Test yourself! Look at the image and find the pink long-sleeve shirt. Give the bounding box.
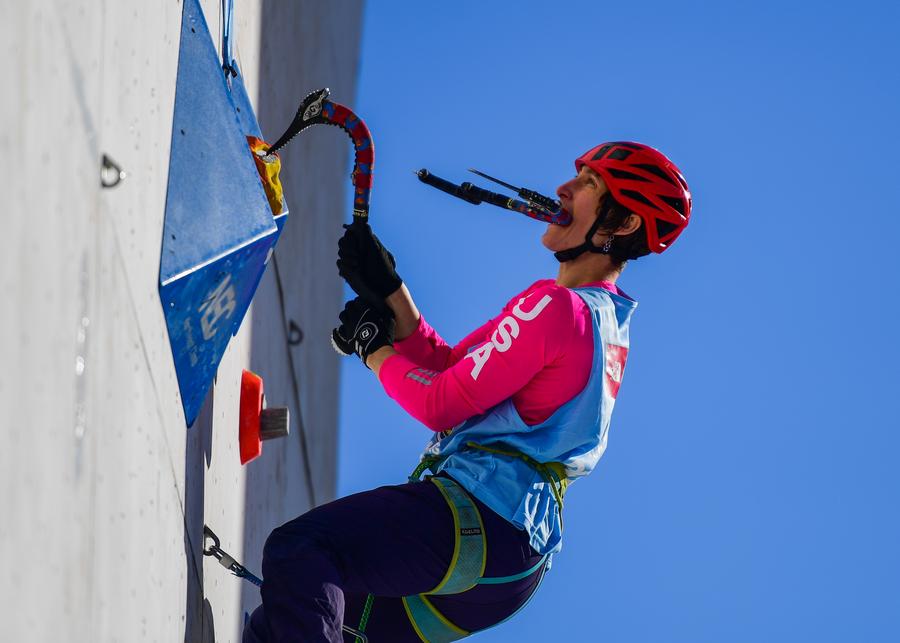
[379,279,623,432]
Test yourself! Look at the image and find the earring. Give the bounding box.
[601,235,614,253]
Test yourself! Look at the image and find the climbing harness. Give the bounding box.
[411,442,569,523]
[202,525,371,642]
[347,460,553,643]
[419,476,488,596]
[202,447,556,643]
[399,475,489,642]
[464,442,569,522]
[416,167,571,226]
[265,88,375,221]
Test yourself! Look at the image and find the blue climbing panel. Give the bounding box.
[159,0,288,426]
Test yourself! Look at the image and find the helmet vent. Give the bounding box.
[656,218,680,239]
[607,168,651,182]
[633,163,677,187]
[608,148,633,161]
[620,189,660,210]
[591,144,613,161]
[659,195,685,216]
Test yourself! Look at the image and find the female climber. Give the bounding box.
[243,141,692,642]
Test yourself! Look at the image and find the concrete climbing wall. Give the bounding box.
[0,1,363,641]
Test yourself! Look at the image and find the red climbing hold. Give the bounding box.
[239,369,290,465]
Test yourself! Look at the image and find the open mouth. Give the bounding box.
[551,208,572,226]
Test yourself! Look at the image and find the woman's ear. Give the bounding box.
[591,213,642,246]
[615,213,642,236]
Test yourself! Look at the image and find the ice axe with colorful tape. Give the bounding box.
[265,87,374,221]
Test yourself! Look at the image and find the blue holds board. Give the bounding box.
[159,0,288,426]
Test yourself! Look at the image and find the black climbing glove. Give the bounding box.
[336,220,403,308]
[331,297,395,367]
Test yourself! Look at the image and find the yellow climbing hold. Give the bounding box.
[247,136,284,215]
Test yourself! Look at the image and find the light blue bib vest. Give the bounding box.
[421,285,638,557]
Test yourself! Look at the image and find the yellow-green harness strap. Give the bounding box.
[402,594,470,643]
[402,451,557,642]
[401,475,486,642]
[464,441,569,516]
[427,476,487,595]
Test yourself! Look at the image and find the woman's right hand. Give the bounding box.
[336,220,403,308]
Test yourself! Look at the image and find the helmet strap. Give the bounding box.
[553,197,616,263]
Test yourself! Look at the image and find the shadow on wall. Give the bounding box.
[240,0,320,621]
[236,0,363,633]
[165,0,360,639]
[184,392,216,643]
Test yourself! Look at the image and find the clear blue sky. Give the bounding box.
[337,2,900,641]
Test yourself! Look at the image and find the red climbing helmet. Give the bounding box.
[575,142,692,253]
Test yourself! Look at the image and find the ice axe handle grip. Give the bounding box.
[518,187,560,214]
[416,169,483,205]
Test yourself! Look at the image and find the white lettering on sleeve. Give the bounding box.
[464,342,494,380]
[512,294,553,321]
[464,291,556,380]
[491,317,520,352]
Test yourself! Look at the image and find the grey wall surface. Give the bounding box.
[0,1,363,641]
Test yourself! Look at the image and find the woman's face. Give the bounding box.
[541,166,609,252]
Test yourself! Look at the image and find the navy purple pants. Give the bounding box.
[242,473,546,642]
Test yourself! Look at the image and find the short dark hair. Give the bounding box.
[597,194,651,265]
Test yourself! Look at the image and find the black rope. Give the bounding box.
[271,252,318,508]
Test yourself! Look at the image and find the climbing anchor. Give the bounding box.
[202,525,263,586]
[202,526,369,642]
